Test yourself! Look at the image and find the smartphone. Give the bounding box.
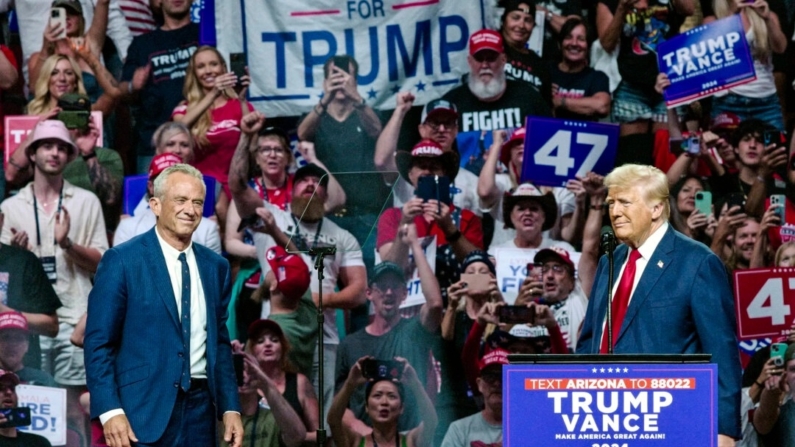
[236,215,261,233]
[0,407,31,429]
[726,193,746,214]
[233,354,245,386]
[770,342,788,368]
[763,129,786,147]
[460,273,491,296]
[229,52,246,88]
[694,191,712,216]
[525,263,543,283]
[498,305,536,324]
[361,358,402,380]
[684,136,700,155]
[770,194,786,226]
[415,175,452,206]
[50,7,67,40]
[332,55,351,74]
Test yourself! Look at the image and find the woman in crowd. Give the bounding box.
[668,175,711,242]
[774,241,795,267]
[26,54,113,117]
[173,45,253,223]
[234,319,318,447]
[708,0,787,130]
[550,18,611,121]
[498,0,551,102]
[329,357,437,447]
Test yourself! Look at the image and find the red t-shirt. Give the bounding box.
[652,129,713,177]
[766,196,795,250]
[172,98,254,193]
[376,206,484,249]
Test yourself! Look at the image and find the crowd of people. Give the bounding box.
[1,0,795,446]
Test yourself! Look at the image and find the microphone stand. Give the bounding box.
[602,234,616,354]
[310,246,336,447]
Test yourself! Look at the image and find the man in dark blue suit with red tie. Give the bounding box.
[84,164,243,447]
[577,164,741,447]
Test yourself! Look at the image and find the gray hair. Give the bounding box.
[152,164,206,200]
[152,122,196,153]
[604,164,670,220]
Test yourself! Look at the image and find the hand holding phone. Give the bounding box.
[361,358,402,380]
[0,407,31,429]
[229,52,247,89]
[771,342,788,368]
[770,194,786,226]
[50,7,67,40]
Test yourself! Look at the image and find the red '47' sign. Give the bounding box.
[734,268,795,340]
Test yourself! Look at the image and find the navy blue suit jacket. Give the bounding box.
[576,226,741,438]
[84,228,240,443]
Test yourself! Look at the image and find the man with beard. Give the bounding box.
[441,29,550,135]
[441,349,507,447]
[250,163,367,431]
[0,120,107,446]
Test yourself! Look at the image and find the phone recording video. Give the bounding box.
[771,342,788,368]
[332,55,351,74]
[460,273,491,296]
[498,305,536,324]
[361,358,402,380]
[770,194,786,226]
[0,407,31,429]
[415,175,452,205]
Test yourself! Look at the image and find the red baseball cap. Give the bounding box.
[0,312,29,333]
[0,369,20,386]
[500,127,526,168]
[469,29,503,56]
[479,348,510,373]
[265,246,310,301]
[148,153,183,182]
[534,247,575,272]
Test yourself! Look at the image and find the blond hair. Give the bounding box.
[714,0,770,59]
[152,122,197,163]
[182,46,238,147]
[27,55,87,116]
[604,164,670,220]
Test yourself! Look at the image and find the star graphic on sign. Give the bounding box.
[415,80,426,92]
[592,368,597,373]
[390,84,401,94]
[367,88,377,99]
[600,368,605,373]
[623,368,629,373]
[608,368,613,373]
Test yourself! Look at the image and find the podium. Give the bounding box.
[503,354,717,447]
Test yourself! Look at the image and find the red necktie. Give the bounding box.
[600,249,641,353]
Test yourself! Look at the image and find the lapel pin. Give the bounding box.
[657,260,664,268]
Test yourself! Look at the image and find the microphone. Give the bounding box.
[600,226,615,254]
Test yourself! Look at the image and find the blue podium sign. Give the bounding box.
[520,117,619,187]
[504,363,718,446]
[658,15,756,108]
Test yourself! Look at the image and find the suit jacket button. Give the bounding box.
[174,383,179,388]
[178,352,183,357]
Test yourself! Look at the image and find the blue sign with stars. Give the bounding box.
[521,117,619,187]
[503,362,717,446]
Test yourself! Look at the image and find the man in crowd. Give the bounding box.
[441,29,550,136]
[85,164,243,447]
[375,96,481,214]
[754,342,795,445]
[297,54,389,270]
[441,349,507,447]
[0,369,52,447]
[121,0,198,172]
[114,153,222,253]
[335,254,442,435]
[514,248,586,351]
[577,164,741,446]
[710,214,758,272]
[0,210,61,370]
[0,312,57,387]
[0,120,107,444]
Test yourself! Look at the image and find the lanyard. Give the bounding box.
[32,184,64,247]
[290,214,323,257]
[258,174,293,211]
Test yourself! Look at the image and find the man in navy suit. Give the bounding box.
[84,164,243,447]
[577,164,741,446]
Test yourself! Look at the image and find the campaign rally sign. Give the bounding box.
[521,117,619,187]
[16,385,67,446]
[504,363,717,446]
[657,15,755,108]
[4,112,104,167]
[733,267,795,340]
[214,0,485,116]
[495,247,581,303]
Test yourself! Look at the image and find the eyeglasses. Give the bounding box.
[473,51,500,63]
[536,263,568,274]
[424,120,457,132]
[257,146,286,156]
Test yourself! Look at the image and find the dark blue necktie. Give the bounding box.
[178,252,191,391]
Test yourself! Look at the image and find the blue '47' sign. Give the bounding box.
[520,117,619,187]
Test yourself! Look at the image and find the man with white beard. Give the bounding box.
[442,29,550,135]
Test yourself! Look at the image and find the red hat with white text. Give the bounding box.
[148,153,183,182]
[469,29,504,55]
[265,246,310,301]
[395,139,460,183]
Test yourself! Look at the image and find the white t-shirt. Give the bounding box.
[392,169,482,216]
[487,236,575,257]
[508,287,588,351]
[253,202,364,345]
